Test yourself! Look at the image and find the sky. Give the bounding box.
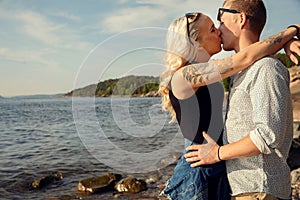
[0,0,300,97]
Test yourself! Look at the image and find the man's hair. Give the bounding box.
[223,0,266,36]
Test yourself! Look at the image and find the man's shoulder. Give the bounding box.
[250,56,288,73]
[244,56,290,84]
[254,56,282,65]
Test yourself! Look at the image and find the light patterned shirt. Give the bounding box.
[224,57,293,199]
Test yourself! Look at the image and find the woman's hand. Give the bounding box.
[184,132,220,167]
[284,39,300,65]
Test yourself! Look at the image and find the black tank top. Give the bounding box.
[169,82,224,144]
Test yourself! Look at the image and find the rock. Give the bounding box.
[289,65,300,82]
[292,181,300,199]
[114,176,147,193]
[145,173,160,184]
[77,173,121,193]
[294,121,300,139]
[291,168,300,200]
[144,91,160,97]
[31,172,63,189]
[291,168,300,185]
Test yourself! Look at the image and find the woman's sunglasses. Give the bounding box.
[185,12,200,44]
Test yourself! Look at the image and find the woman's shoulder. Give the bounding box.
[171,70,197,99]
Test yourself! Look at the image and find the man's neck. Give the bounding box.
[235,31,260,53]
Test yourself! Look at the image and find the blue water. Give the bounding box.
[0,97,183,199]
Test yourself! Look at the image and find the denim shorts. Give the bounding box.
[160,139,231,200]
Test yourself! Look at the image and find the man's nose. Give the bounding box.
[217,24,223,36]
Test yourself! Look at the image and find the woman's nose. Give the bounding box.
[217,28,221,36]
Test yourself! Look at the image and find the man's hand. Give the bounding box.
[184,132,220,167]
[284,39,300,65]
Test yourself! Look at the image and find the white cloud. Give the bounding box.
[17,11,63,45]
[51,11,81,22]
[0,3,92,50]
[12,10,93,50]
[102,6,167,33]
[116,0,129,4]
[101,0,223,34]
[0,8,66,46]
[136,0,182,7]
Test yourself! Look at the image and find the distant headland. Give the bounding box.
[62,75,160,98]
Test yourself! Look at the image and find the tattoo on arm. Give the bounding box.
[260,31,284,44]
[216,56,234,74]
[182,57,233,85]
[182,63,212,85]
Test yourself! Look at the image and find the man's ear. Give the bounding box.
[239,13,247,28]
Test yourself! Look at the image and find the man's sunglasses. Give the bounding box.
[217,8,250,21]
[185,12,200,44]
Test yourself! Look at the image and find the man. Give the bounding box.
[185,0,298,199]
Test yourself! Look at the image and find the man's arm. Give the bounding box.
[184,133,260,167]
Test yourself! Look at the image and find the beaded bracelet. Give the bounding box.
[287,25,299,39]
[217,146,222,161]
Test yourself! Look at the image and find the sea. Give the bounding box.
[0,96,184,200]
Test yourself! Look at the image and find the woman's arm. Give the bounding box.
[176,24,300,88]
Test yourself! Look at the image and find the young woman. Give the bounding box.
[159,12,299,200]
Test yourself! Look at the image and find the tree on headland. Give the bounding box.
[96,75,159,97]
[63,75,159,97]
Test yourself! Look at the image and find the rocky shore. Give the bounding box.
[28,134,300,200]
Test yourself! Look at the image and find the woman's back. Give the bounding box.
[169,82,224,144]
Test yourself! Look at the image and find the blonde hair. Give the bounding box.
[159,13,206,122]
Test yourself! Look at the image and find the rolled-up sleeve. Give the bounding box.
[249,129,271,154]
